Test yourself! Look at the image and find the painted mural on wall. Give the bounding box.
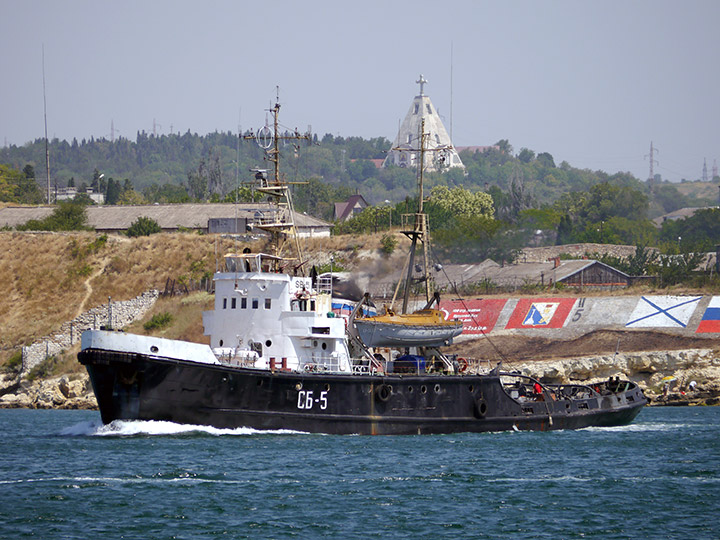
[696,296,720,333]
[440,299,507,335]
[625,296,702,328]
[440,295,720,335]
[505,298,577,329]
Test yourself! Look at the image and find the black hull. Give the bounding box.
[79,349,647,435]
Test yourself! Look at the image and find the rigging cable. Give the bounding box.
[428,243,509,366]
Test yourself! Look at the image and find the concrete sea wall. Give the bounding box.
[21,290,159,373]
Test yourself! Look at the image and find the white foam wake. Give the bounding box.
[60,419,305,437]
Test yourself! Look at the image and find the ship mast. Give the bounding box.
[245,90,311,273]
[390,118,452,314]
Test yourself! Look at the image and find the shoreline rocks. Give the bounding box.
[0,372,97,410]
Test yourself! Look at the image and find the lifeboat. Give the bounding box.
[353,308,463,347]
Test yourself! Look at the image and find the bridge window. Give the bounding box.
[265,298,272,309]
[241,297,247,309]
[252,298,259,309]
[231,298,236,309]
[223,298,227,309]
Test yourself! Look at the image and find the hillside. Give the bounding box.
[0,230,396,367]
[674,180,719,204]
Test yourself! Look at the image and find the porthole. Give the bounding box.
[257,379,264,387]
[468,385,475,392]
[324,383,330,391]
[150,345,159,353]
[265,339,272,347]
[408,386,414,393]
[295,382,303,390]
[219,339,224,347]
[420,385,427,394]
[321,342,327,350]
[434,384,441,393]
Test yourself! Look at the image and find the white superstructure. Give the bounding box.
[202,253,352,373]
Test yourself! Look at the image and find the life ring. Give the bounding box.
[474,398,488,419]
[375,384,392,402]
[458,357,469,373]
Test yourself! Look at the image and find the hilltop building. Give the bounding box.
[383,75,465,172]
[334,194,369,222]
[54,186,104,205]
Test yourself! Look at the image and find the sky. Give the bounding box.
[1,0,719,183]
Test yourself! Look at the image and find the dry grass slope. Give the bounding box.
[0,230,391,365]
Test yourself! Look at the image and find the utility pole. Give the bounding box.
[42,45,51,204]
[645,141,658,193]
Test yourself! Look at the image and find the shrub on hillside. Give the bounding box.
[144,312,173,331]
[16,201,92,231]
[127,216,162,237]
[380,233,397,255]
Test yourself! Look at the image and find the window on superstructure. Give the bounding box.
[252,298,259,309]
[231,298,236,309]
[241,297,247,309]
[223,298,227,309]
[426,104,432,114]
[265,298,272,309]
[414,103,419,114]
[310,300,316,311]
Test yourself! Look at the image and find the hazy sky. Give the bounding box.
[1,0,719,183]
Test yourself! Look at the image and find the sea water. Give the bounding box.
[0,407,718,540]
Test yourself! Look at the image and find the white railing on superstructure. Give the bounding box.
[316,275,332,295]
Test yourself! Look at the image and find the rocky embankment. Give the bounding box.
[0,372,96,410]
[1,347,719,409]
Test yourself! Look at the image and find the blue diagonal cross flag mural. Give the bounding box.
[625,295,702,328]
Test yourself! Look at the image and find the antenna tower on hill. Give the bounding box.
[645,141,658,192]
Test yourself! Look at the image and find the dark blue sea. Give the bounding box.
[1,407,718,540]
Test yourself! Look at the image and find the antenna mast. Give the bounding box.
[42,45,51,204]
[244,89,311,272]
[645,141,658,193]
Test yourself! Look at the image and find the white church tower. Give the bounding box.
[383,75,465,172]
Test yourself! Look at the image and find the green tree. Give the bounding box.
[517,148,535,163]
[658,208,720,252]
[427,185,494,219]
[105,178,122,205]
[143,182,190,203]
[433,215,521,265]
[23,164,35,180]
[0,164,43,204]
[223,186,265,203]
[536,152,555,168]
[91,168,102,191]
[650,252,704,286]
[187,158,209,200]
[127,216,162,237]
[17,200,91,231]
[333,205,393,234]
